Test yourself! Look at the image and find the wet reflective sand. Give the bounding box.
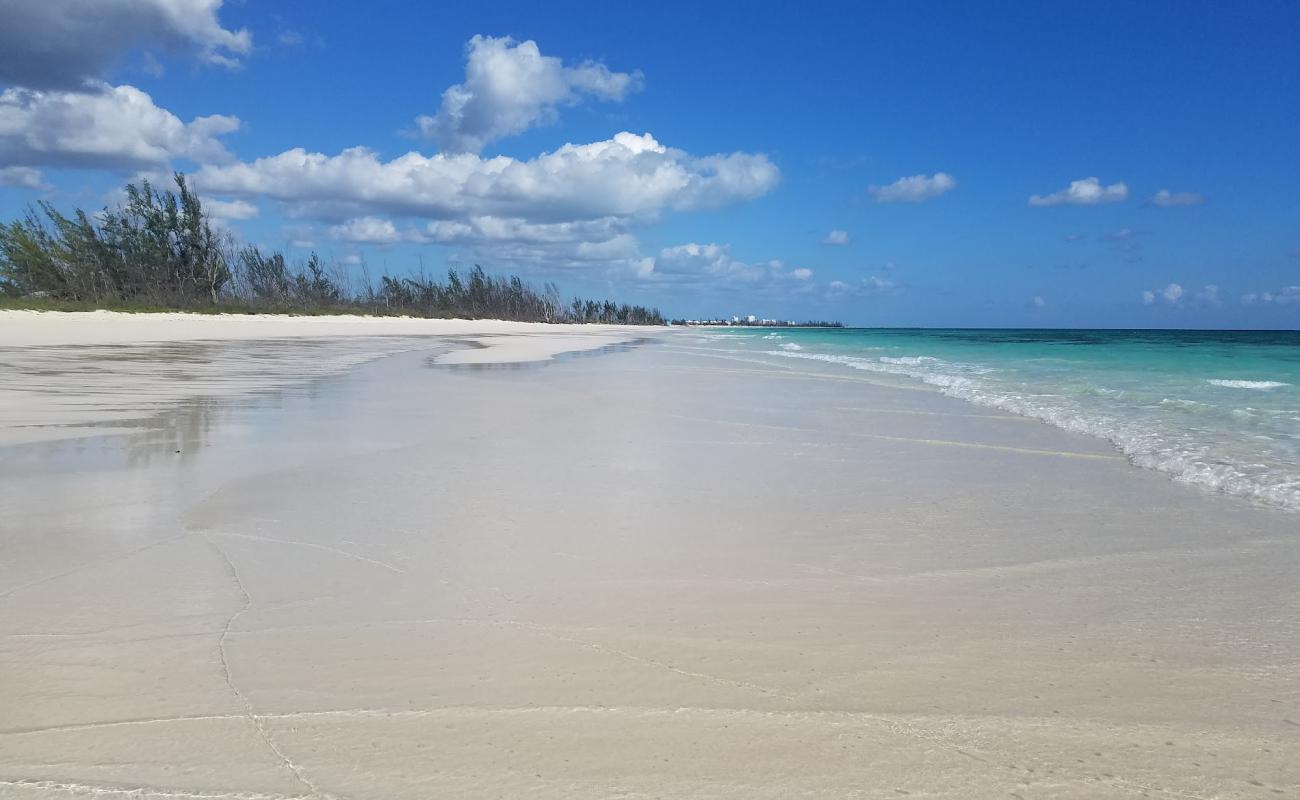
[1,331,1297,799]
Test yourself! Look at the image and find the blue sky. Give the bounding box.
[1,1,1297,327]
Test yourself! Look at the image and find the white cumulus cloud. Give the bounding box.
[869,172,956,203]
[421,215,645,270]
[329,216,407,245]
[423,216,625,246]
[650,243,763,282]
[0,0,251,89]
[0,83,240,170]
[416,35,643,154]
[0,165,49,190]
[197,132,775,222]
[1029,177,1128,207]
[1151,189,1204,207]
[199,131,778,275]
[822,229,849,245]
[204,197,257,220]
[634,242,810,287]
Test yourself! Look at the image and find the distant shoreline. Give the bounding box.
[674,322,844,329]
[0,308,663,349]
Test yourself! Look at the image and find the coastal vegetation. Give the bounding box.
[0,174,665,326]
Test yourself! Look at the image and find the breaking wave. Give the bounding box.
[765,349,1300,511]
[1206,379,1290,390]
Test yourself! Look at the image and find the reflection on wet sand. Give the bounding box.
[0,336,455,449]
[1,398,228,472]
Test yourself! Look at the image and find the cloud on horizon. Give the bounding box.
[1142,283,1182,304]
[1242,286,1300,305]
[1142,283,1220,306]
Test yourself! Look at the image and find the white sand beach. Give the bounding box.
[1,313,1297,799]
[0,311,640,446]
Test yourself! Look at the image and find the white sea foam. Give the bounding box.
[1081,385,1125,398]
[880,355,941,365]
[765,349,1300,511]
[780,343,802,351]
[1207,379,1290,389]
[1159,397,1213,412]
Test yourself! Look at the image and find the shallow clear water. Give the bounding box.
[704,328,1300,511]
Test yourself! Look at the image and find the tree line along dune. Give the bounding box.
[0,174,666,326]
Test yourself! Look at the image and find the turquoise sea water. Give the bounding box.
[696,328,1300,512]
